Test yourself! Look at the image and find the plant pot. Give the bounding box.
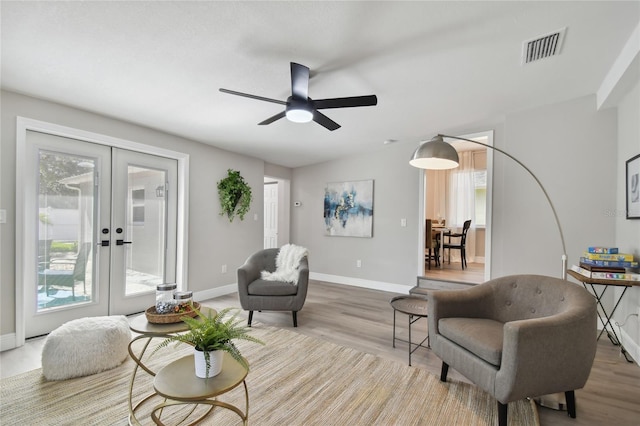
[194,348,223,378]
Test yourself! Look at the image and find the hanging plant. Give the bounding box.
[217,169,253,222]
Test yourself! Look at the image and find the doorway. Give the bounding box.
[16,119,187,341]
[419,131,493,284]
[263,176,291,249]
[264,181,278,248]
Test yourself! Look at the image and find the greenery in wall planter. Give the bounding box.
[217,169,253,222]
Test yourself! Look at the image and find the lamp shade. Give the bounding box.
[409,135,459,170]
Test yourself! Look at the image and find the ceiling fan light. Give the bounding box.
[409,135,460,170]
[286,108,313,123]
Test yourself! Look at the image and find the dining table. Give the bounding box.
[431,225,450,269]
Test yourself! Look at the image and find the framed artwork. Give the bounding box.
[627,154,640,219]
[324,180,374,237]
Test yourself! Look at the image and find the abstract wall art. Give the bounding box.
[324,180,374,237]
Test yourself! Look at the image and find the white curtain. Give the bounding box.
[445,151,476,263]
[425,169,447,222]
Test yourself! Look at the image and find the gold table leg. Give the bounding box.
[149,381,249,426]
[128,335,159,426]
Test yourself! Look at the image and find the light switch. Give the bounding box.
[0,209,6,224]
[400,218,407,227]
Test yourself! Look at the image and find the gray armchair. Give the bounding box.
[427,274,597,426]
[237,248,309,327]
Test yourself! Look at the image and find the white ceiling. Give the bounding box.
[2,1,638,168]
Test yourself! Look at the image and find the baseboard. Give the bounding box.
[194,283,238,303]
[593,317,639,366]
[619,325,640,366]
[192,276,411,307]
[1,333,17,352]
[310,272,411,295]
[193,274,413,302]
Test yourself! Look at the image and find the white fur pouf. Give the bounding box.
[42,315,131,381]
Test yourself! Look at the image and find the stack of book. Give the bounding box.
[571,247,639,281]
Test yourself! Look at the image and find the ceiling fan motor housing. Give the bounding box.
[286,96,314,123]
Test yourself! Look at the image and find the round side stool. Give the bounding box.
[390,295,429,366]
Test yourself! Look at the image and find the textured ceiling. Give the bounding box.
[2,1,638,167]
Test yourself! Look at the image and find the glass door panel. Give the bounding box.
[124,166,167,295]
[37,151,96,310]
[24,131,111,338]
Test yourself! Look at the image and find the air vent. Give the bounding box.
[522,28,566,65]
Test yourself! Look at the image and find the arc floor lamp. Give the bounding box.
[410,134,567,280]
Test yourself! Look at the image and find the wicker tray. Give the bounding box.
[145,302,201,324]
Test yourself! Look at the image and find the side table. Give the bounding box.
[152,353,249,425]
[390,295,429,366]
[127,307,216,425]
[567,269,640,363]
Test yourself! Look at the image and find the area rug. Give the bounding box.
[0,326,539,425]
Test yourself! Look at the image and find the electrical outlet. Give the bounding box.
[221,264,227,274]
[356,260,362,268]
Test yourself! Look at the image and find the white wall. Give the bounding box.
[2,88,634,352]
[291,95,618,291]
[291,140,420,290]
[615,81,640,361]
[0,90,265,336]
[497,95,618,277]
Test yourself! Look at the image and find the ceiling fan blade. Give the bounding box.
[314,95,378,109]
[290,62,310,100]
[313,111,341,131]
[258,111,286,125]
[219,88,286,105]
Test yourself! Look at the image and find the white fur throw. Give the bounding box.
[261,244,308,284]
[41,315,131,381]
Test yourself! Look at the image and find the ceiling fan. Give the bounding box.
[219,62,377,131]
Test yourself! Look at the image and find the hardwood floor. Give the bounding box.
[423,260,486,284]
[2,280,639,425]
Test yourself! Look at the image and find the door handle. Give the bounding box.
[116,240,132,246]
[99,228,110,246]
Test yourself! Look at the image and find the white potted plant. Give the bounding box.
[155,307,264,378]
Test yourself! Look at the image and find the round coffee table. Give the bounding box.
[390,295,429,366]
[127,307,216,425]
[152,353,249,425]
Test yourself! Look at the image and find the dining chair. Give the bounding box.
[425,219,440,269]
[443,219,471,269]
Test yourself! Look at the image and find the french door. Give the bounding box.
[24,130,177,337]
[110,149,177,315]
